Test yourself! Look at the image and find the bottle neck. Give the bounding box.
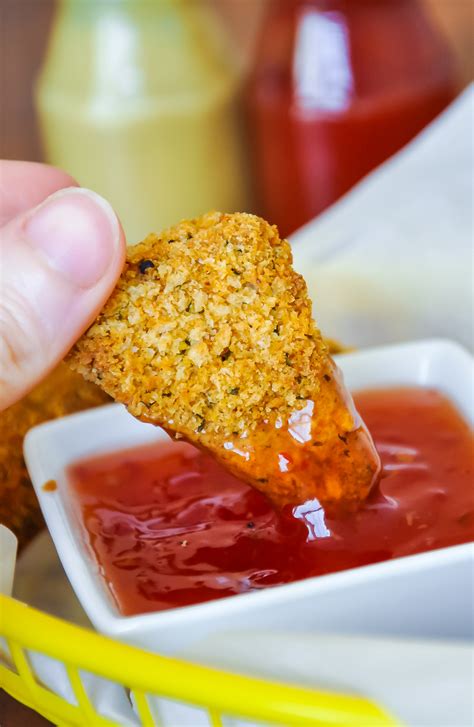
[45,0,240,95]
[61,0,182,4]
[59,0,186,17]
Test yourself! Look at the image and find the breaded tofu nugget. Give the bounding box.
[69,212,379,512]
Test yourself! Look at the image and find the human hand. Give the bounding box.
[0,161,126,410]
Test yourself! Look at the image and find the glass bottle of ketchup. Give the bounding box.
[246,0,458,238]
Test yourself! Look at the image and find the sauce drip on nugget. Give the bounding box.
[69,212,380,511]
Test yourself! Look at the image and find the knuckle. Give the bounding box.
[0,287,45,394]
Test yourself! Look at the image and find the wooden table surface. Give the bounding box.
[0,1,472,724]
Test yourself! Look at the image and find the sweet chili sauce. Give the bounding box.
[68,388,473,616]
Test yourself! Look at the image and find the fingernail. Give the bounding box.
[25,188,121,289]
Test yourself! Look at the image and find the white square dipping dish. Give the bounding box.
[24,339,474,654]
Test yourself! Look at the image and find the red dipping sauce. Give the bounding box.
[68,388,473,616]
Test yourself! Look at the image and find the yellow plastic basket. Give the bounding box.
[0,594,399,726]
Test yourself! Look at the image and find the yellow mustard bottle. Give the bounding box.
[36,0,249,242]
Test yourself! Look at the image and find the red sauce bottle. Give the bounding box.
[246,0,458,238]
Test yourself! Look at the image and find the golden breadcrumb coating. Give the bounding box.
[69,212,380,510]
[0,365,109,548]
[70,212,326,438]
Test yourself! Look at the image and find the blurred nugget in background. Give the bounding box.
[0,365,109,548]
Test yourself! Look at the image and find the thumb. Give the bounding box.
[0,187,126,409]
